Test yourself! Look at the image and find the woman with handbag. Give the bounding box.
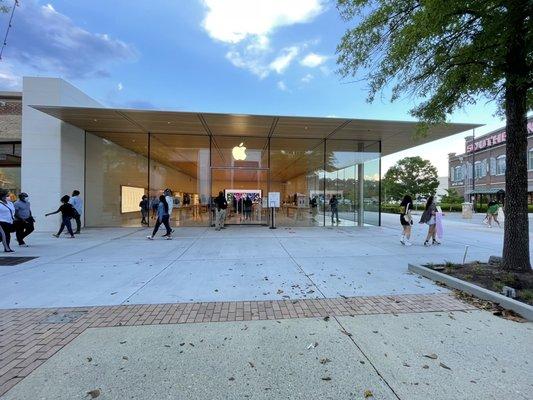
[399,195,413,246]
[0,189,16,252]
[419,195,440,246]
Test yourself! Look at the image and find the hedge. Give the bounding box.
[382,203,533,214]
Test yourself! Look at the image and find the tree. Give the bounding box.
[383,157,438,201]
[441,188,464,204]
[337,0,532,272]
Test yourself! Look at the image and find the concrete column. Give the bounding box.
[21,77,100,231]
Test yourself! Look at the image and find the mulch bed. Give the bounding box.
[426,261,533,306]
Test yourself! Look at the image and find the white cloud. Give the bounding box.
[301,73,313,83]
[277,81,288,91]
[0,63,22,89]
[0,0,137,81]
[201,0,326,44]
[202,1,326,79]
[117,82,123,91]
[300,52,327,68]
[269,46,299,74]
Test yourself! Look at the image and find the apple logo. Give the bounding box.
[232,142,247,160]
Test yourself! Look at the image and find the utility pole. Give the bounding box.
[471,128,476,212]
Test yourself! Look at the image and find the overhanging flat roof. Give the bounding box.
[33,106,481,156]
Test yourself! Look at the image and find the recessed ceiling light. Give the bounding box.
[93,119,98,122]
[167,122,171,125]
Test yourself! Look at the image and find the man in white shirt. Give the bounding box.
[69,190,83,234]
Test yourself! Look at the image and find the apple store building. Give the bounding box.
[21,78,477,230]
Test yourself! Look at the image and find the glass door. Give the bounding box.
[211,168,268,225]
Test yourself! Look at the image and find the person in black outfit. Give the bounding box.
[46,195,75,238]
[139,195,149,225]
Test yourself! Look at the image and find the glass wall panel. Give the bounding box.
[362,141,381,226]
[85,132,148,227]
[0,167,21,198]
[211,169,268,225]
[270,138,324,226]
[149,134,210,227]
[211,136,268,169]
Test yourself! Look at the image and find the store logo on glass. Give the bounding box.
[232,143,247,160]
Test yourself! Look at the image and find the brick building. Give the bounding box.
[448,118,533,204]
[0,91,22,195]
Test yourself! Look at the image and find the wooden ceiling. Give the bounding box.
[33,106,480,157]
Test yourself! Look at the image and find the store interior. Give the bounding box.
[84,132,380,228]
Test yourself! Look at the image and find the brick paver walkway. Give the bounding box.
[0,293,474,396]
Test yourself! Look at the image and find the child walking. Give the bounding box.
[45,195,76,238]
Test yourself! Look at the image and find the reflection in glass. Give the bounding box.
[149,134,210,227]
[85,132,148,227]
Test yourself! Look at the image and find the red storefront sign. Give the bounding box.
[466,132,506,153]
[466,121,533,153]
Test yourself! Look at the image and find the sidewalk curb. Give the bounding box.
[408,263,533,321]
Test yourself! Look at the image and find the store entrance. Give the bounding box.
[211,168,268,225]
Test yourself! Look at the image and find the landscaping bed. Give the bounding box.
[425,261,533,306]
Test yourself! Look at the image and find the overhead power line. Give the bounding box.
[0,0,19,61]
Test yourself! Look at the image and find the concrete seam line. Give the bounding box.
[120,228,209,305]
[408,263,533,321]
[275,237,403,400]
[0,227,147,278]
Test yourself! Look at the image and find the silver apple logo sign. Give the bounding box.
[232,142,247,160]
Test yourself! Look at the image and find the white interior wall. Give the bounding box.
[21,77,100,231]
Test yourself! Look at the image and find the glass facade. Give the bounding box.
[84,132,381,228]
[0,141,22,199]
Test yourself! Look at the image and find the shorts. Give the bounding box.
[400,215,411,226]
[426,216,436,226]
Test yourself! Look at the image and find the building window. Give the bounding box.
[496,155,506,175]
[528,149,533,170]
[474,161,484,179]
[453,166,463,181]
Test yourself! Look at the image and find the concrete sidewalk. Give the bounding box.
[0,214,520,309]
[2,311,531,400]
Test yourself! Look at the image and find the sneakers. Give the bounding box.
[165,236,172,240]
[18,242,28,247]
[400,235,405,245]
[432,239,441,245]
[424,240,431,247]
[405,240,413,247]
[53,234,59,238]
[147,236,154,240]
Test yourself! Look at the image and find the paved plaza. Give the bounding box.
[0,213,532,399]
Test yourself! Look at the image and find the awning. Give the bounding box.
[31,106,481,157]
[466,188,505,195]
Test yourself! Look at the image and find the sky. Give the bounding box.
[0,0,508,176]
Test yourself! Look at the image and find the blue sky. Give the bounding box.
[0,0,506,175]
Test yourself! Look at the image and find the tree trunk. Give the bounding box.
[502,0,531,272]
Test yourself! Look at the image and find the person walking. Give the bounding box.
[244,195,253,221]
[329,195,339,224]
[147,195,172,240]
[399,194,413,246]
[14,192,35,247]
[69,190,83,234]
[0,189,15,252]
[486,199,501,228]
[419,195,439,246]
[150,196,159,219]
[139,195,149,225]
[46,195,75,238]
[164,189,175,233]
[310,196,318,218]
[213,191,228,230]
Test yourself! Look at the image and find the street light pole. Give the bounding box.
[471,128,476,212]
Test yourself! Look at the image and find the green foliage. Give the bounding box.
[336,0,532,125]
[382,156,438,200]
[441,188,463,204]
